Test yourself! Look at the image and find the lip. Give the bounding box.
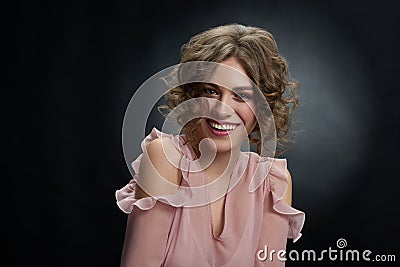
[206,118,239,137]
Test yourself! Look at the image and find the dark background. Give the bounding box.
[6,0,400,266]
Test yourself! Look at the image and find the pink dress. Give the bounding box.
[116,127,305,267]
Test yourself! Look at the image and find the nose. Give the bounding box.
[211,96,235,120]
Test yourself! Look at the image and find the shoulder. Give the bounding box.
[135,136,183,199]
[146,136,184,164]
[283,168,292,206]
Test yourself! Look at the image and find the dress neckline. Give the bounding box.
[179,134,246,241]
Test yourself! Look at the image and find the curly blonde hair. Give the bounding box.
[158,23,299,157]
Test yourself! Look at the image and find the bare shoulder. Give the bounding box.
[283,168,293,206]
[146,137,184,166]
[134,136,183,199]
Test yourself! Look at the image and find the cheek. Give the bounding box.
[237,105,257,127]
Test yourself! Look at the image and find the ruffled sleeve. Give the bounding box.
[266,158,305,243]
[115,127,190,214]
[115,127,184,267]
[255,158,305,266]
[115,177,156,213]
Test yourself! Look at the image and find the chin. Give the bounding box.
[197,119,246,153]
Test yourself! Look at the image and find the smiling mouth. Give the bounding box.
[206,118,240,132]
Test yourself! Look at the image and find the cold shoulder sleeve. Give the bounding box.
[267,158,305,242]
[115,127,186,267]
[255,158,305,267]
[116,127,191,213]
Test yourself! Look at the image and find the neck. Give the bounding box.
[194,143,241,183]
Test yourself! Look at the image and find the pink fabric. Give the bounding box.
[116,127,305,267]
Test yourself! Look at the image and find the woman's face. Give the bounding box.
[194,57,257,153]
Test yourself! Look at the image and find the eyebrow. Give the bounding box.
[205,83,254,92]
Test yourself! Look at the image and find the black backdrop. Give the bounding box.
[6,0,400,266]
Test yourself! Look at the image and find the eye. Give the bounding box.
[203,87,219,96]
[235,92,252,100]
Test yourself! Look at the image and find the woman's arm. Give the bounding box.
[120,137,183,267]
[135,137,183,198]
[121,201,175,267]
[282,169,292,206]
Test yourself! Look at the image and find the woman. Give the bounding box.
[116,23,305,266]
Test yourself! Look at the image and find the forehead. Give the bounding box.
[208,60,253,90]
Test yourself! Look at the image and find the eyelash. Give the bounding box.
[203,87,252,100]
[237,93,251,100]
[204,87,218,95]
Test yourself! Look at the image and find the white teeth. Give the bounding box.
[208,121,236,131]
